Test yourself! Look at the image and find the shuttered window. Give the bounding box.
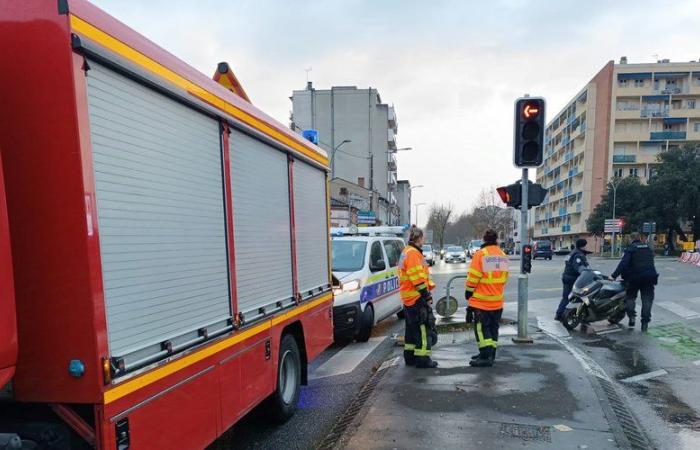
[229,129,294,319]
[86,61,231,364]
[293,161,330,296]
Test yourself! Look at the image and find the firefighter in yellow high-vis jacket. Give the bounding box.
[465,230,509,368]
[398,226,437,368]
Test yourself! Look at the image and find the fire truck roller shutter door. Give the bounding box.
[229,129,295,318]
[86,60,232,367]
[293,161,331,298]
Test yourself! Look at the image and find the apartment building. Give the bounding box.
[290,83,400,225]
[396,180,411,226]
[534,57,700,248]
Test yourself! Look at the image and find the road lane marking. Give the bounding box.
[620,369,668,384]
[597,328,623,335]
[310,337,385,380]
[657,301,700,319]
[693,360,700,366]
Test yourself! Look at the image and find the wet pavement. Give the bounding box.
[341,330,620,449]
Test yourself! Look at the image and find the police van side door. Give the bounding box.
[361,240,391,322]
[381,239,403,318]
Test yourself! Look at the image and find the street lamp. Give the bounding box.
[414,202,427,227]
[330,139,351,177]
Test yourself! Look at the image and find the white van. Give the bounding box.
[331,227,406,342]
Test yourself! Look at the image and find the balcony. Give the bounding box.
[388,129,397,150]
[388,107,397,132]
[576,203,583,213]
[562,224,571,232]
[641,108,669,118]
[559,207,567,216]
[650,131,687,140]
[387,153,397,171]
[613,154,636,163]
[653,87,689,95]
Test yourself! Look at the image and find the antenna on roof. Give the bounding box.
[305,67,312,83]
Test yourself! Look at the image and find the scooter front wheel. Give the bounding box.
[562,308,582,331]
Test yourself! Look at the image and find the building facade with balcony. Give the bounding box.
[290,83,401,224]
[396,180,411,226]
[535,58,700,249]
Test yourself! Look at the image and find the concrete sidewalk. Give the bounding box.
[340,328,623,449]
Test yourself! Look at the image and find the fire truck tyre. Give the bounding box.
[267,334,302,423]
[356,304,374,343]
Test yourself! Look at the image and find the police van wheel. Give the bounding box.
[266,334,301,423]
[356,304,374,342]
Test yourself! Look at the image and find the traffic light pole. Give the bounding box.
[513,168,533,343]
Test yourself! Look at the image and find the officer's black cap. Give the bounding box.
[576,238,587,249]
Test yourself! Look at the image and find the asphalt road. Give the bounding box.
[213,253,700,449]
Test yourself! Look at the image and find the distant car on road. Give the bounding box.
[467,239,483,257]
[554,247,570,256]
[422,244,436,266]
[445,246,467,263]
[533,240,553,260]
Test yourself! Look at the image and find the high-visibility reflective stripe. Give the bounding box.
[466,276,480,284]
[465,286,475,292]
[414,324,430,356]
[401,290,419,298]
[408,274,424,281]
[481,338,497,348]
[482,247,490,256]
[406,266,423,275]
[468,268,483,277]
[479,276,507,285]
[473,292,504,301]
[476,322,486,348]
[404,343,416,350]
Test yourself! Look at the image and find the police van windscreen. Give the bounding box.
[332,240,368,272]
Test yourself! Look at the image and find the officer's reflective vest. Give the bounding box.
[398,245,435,306]
[465,244,509,310]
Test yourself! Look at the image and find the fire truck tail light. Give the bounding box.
[102,357,113,384]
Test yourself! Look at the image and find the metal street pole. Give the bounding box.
[514,169,533,343]
[415,202,426,227]
[611,181,618,258]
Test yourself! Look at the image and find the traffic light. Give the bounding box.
[496,181,547,209]
[497,184,521,208]
[514,97,546,168]
[522,244,533,273]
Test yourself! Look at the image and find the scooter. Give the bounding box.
[561,269,627,331]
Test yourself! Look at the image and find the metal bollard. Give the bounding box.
[435,275,467,318]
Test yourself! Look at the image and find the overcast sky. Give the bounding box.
[92,0,700,225]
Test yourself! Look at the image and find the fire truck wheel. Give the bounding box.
[356,304,374,343]
[267,334,302,423]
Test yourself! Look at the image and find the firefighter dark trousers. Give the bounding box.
[625,279,655,324]
[473,308,502,359]
[404,301,431,365]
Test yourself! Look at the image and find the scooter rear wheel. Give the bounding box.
[562,308,582,331]
[608,309,626,325]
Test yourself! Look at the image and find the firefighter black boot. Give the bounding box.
[469,348,493,367]
[404,350,416,366]
[416,356,438,369]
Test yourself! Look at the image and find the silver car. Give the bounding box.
[444,246,466,263]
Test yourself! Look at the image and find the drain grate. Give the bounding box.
[315,357,399,450]
[500,423,551,442]
[597,377,653,449]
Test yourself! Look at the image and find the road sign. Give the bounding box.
[604,218,622,233]
[642,222,657,233]
[357,210,376,225]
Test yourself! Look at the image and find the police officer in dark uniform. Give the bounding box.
[555,238,590,321]
[611,232,658,332]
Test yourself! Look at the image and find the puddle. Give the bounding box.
[582,336,700,443]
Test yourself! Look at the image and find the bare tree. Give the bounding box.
[426,203,453,249]
[470,187,512,240]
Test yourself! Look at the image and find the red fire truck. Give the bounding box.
[0,1,333,448]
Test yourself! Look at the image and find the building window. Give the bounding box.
[688,99,696,109]
[614,168,623,178]
[618,79,628,87]
[357,177,365,188]
[634,79,645,87]
[649,168,657,179]
[629,168,638,177]
[695,122,700,132]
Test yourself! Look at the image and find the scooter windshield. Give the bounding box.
[573,270,598,289]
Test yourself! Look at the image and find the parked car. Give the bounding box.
[423,244,436,266]
[467,239,483,257]
[533,240,553,260]
[554,247,571,256]
[332,230,405,342]
[445,245,467,263]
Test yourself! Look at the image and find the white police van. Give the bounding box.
[331,226,406,342]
